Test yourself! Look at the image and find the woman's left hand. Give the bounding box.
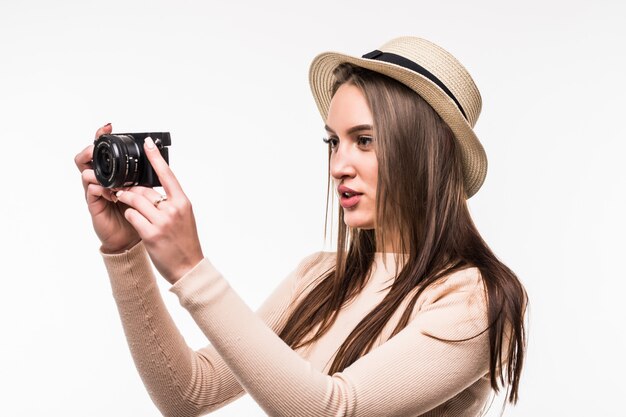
[114,137,204,285]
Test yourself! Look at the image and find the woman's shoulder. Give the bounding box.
[432,266,484,291]
[296,251,336,270]
[415,266,486,311]
[290,251,336,296]
[412,266,489,340]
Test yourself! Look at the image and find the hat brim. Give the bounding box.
[309,51,487,198]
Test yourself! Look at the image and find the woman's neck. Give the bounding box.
[376,233,407,254]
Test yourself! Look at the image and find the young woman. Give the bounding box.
[75,36,527,416]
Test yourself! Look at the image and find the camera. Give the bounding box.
[92,132,171,188]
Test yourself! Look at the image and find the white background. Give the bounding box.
[1,0,624,416]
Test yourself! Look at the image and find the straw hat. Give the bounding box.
[309,36,487,198]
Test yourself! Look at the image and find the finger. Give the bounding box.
[74,144,95,172]
[74,123,112,172]
[123,207,157,241]
[94,123,113,140]
[124,185,162,200]
[83,169,116,202]
[81,168,99,192]
[125,186,170,209]
[143,137,184,200]
[125,186,180,218]
[86,183,116,205]
[115,189,162,224]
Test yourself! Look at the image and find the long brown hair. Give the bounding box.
[279,63,527,404]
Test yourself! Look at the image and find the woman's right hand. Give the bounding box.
[75,123,141,253]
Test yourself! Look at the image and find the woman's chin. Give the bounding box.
[343,216,375,230]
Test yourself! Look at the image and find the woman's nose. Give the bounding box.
[330,144,357,180]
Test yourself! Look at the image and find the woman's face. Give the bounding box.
[325,83,378,230]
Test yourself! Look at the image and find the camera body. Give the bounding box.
[92,132,171,188]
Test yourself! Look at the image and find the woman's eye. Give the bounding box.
[322,137,339,148]
[357,136,373,147]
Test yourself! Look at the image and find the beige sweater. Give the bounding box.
[102,242,492,417]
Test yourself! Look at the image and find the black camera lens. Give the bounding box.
[95,146,114,177]
[93,134,142,188]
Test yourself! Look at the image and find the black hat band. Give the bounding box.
[362,49,468,121]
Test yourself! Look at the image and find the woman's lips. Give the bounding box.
[340,193,361,208]
[337,185,363,209]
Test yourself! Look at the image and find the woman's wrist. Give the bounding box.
[100,238,142,255]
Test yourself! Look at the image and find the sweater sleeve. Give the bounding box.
[101,242,328,417]
[171,260,491,417]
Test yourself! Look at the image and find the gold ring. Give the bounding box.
[153,195,168,208]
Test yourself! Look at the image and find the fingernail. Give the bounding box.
[145,137,155,149]
[104,122,111,127]
[111,191,118,202]
[116,190,124,197]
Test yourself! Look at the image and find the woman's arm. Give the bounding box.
[102,241,329,417]
[107,138,491,415]
[171,262,491,417]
